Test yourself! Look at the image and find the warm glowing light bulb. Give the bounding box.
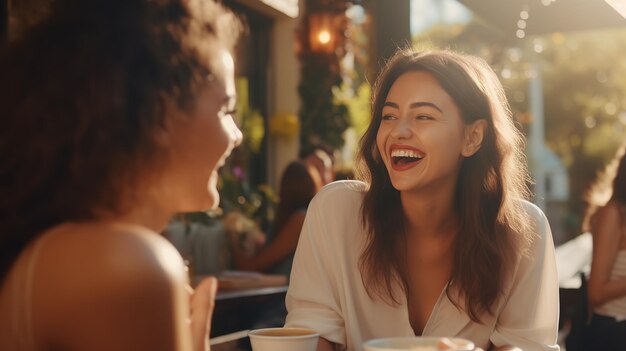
[318,30,331,44]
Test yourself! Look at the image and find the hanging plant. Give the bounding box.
[298,0,351,154]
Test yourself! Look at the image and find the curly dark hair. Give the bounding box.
[0,0,241,281]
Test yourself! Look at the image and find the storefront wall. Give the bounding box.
[227,0,301,192]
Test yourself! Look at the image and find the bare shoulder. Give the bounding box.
[33,222,187,346]
[591,201,623,238]
[39,222,187,285]
[593,201,622,224]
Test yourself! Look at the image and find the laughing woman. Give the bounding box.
[284,48,559,351]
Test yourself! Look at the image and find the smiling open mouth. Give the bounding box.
[391,149,424,167]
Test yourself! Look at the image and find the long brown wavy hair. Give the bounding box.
[357,48,533,322]
[0,0,240,281]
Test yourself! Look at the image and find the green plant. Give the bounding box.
[175,167,277,231]
[298,0,352,154]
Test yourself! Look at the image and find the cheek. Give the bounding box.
[430,129,465,165]
[214,119,230,146]
[204,122,229,165]
[375,129,387,156]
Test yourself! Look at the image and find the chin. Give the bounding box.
[203,189,220,210]
[204,199,219,211]
[389,177,411,189]
[177,192,218,213]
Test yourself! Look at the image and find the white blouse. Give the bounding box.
[285,181,560,351]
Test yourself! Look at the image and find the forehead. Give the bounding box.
[385,70,454,107]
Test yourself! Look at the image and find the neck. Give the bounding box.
[96,189,175,233]
[117,205,173,233]
[400,188,458,238]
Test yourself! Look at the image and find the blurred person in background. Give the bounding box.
[583,142,626,351]
[228,160,320,330]
[0,0,242,350]
[229,160,320,276]
[301,146,335,189]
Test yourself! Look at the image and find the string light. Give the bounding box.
[317,30,331,45]
[517,6,529,39]
[520,10,529,20]
[308,12,336,53]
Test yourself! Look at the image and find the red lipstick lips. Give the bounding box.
[389,145,425,171]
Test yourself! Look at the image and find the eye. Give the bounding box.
[219,108,237,118]
[381,114,396,121]
[416,114,433,121]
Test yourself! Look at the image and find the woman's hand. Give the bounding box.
[189,277,218,351]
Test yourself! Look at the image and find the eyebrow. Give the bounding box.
[383,101,443,113]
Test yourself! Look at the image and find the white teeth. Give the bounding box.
[391,149,423,159]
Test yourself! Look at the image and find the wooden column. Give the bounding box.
[0,0,8,44]
[367,0,411,80]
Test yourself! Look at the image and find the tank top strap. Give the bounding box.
[8,224,59,350]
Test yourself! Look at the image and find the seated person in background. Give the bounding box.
[301,146,335,188]
[228,160,320,330]
[0,1,242,350]
[583,142,626,351]
[284,48,559,351]
[229,160,320,276]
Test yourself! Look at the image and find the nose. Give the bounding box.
[224,116,243,147]
[389,117,412,140]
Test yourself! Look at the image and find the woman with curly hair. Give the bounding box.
[0,0,242,350]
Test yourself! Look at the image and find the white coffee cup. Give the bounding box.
[363,336,475,351]
[248,327,320,351]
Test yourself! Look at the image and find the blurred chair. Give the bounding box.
[163,220,230,277]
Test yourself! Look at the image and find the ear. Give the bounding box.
[462,119,487,157]
[152,93,179,147]
[153,115,171,146]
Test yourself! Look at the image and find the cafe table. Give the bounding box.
[197,271,289,342]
